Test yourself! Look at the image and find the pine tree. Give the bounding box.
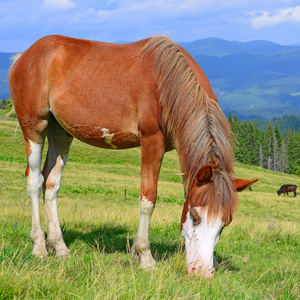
[274,124,282,148]
[287,129,298,174]
[273,132,279,172]
[265,122,274,170]
[259,143,264,167]
[295,130,300,176]
[231,114,244,162]
[1,98,7,109]
[280,139,288,173]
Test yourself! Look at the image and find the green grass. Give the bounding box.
[0,120,299,299]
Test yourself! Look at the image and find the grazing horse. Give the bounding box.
[9,35,258,277]
[277,185,297,197]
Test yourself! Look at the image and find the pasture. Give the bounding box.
[0,119,299,299]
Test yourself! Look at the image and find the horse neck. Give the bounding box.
[140,35,234,194]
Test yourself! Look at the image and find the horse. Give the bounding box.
[9,35,258,278]
[277,185,297,197]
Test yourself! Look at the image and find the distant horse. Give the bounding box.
[9,35,258,277]
[277,185,297,197]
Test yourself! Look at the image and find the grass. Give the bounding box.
[0,120,299,299]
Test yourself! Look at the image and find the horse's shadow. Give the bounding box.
[214,253,240,273]
[62,223,179,262]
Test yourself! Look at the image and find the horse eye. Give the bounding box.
[190,209,201,226]
[193,218,201,227]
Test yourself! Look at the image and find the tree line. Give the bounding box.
[0,96,13,111]
[228,113,300,176]
[250,115,300,136]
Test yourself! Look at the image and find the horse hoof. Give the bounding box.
[32,246,48,258]
[139,256,156,270]
[55,249,72,258]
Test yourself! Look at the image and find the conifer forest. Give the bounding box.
[228,113,300,176]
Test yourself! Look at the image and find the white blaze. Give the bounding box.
[181,206,224,276]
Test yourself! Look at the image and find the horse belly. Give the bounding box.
[50,99,140,149]
[77,128,140,149]
[64,122,141,149]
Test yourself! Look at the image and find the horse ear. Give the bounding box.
[196,164,213,185]
[234,178,259,192]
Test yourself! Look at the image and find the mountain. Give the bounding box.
[0,53,13,99]
[180,38,300,57]
[180,38,247,57]
[179,38,300,119]
[1,38,300,119]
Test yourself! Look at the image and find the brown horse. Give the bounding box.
[9,35,258,277]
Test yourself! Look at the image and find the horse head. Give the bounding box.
[180,164,258,278]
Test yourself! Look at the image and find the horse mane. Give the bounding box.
[10,53,22,69]
[141,36,238,224]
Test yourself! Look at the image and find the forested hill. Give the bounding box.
[247,115,300,136]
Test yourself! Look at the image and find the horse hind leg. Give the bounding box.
[42,118,73,257]
[23,129,48,257]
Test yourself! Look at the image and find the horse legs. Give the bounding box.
[42,118,73,257]
[23,129,48,257]
[131,131,165,269]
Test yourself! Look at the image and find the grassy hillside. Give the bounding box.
[0,120,299,299]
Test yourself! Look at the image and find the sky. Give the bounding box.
[0,0,300,52]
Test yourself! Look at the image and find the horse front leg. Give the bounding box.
[132,131,165,269]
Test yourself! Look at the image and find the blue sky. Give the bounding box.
[1,0,300,52]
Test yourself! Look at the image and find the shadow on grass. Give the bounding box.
[214,252,241,273]
[62,223,240,274]
[62,223,180,262]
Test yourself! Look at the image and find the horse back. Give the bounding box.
[9,35,218,150]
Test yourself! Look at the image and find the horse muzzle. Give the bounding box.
[188,259,215,278]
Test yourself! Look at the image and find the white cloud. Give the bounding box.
[72,0,225,24]
[251,5,300,28]
[44,0,75,11]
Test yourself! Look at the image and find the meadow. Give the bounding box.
[0,119,299,299]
